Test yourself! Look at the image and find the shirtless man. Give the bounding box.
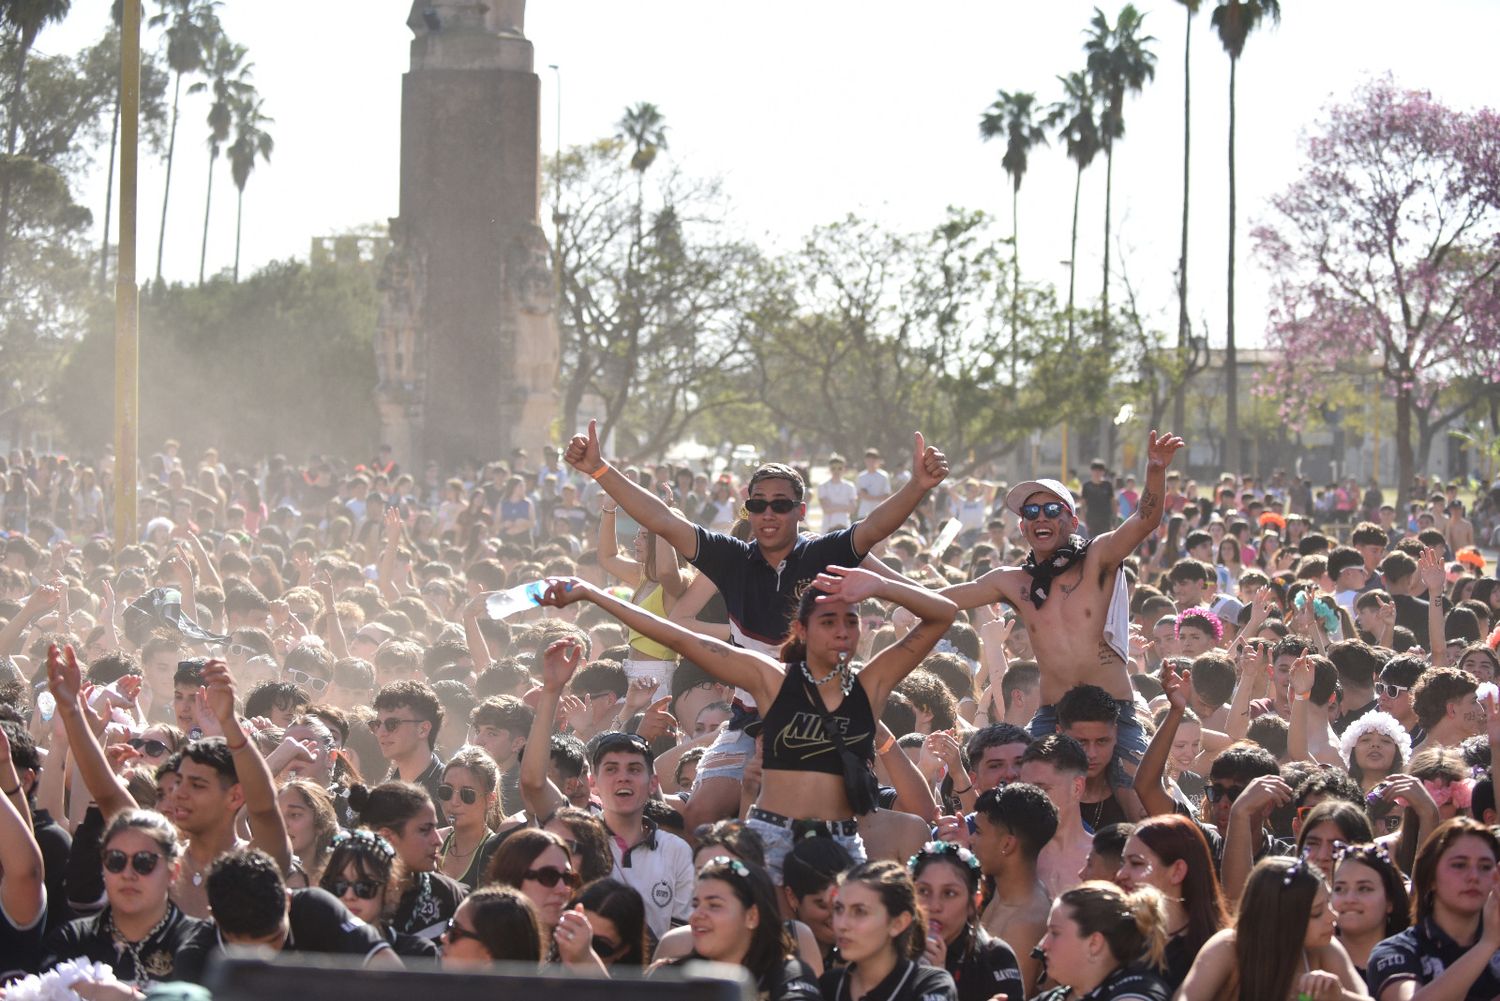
[1017,735,1093,899]
[941,431,1185,780]
[972,782,1057,997]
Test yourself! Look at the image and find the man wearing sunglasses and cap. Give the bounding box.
[940,430,1185,816]
[565,420,949,831]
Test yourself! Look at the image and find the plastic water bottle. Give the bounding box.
[36,691,55,723]
[484,580,547,621]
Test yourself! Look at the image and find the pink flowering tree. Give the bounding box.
[1255,77,1500,499]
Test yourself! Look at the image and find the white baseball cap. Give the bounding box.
[1004,478,1077,518]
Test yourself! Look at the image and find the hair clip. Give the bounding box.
[330,828,396,861]
[1282,851,1309,886]
[706,855,750,878]
[908,840,982,874]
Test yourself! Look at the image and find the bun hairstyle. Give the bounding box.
[1057,882,1169,973]
[349,781,431,834]
[839,860,927,960]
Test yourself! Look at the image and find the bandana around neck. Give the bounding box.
[1021,534,1090,608]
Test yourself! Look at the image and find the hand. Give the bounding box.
[105,741,142,770]
[1145,430,1185,470]
[922,929,945,968]
[926,730,964,778]
[268,600,291,627]
[1293,971,1342,1001]
[69,980,145,1001]
[1416,546,1446,599]
[564,419,606,477]
[1376,596,1397,632]
[1244,586,1273,628]
[538,577,591,609]
[201,660,238,728]
[23,583,60,620]
[908,432,949,492]
[100,579,115,614]
[384,506,402,545]
[162,554,191,586]
[980,614,1014,652]
[1378,774,1439,822]
[1482,888,1500,949]
[76,685,110,737]
[916,735,946,783]
[811,565,883,605]
[311,574,336,606]
[933,814,971,849]
[1229,775,1292,825]
[46,643,83,708]
[637,696,677,743]
[1161,661,1189,713]
[623,677,656,717]
[540,637,585,694]
[1289,654,1314,699]
[554,904,595,965]
[558,693,587,731]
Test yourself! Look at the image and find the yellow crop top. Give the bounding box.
[628,584,677,660]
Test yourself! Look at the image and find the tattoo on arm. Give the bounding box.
[696,637,728,660]
[1137,488,1160,519]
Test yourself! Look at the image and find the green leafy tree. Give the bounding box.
[1045,70,1100,343]
[0,0,72,285]
[188,35,250,284]
[226,93,272,282]
[148,0,221,285]
[979,89,1047,377]
[1211,0,1280,473]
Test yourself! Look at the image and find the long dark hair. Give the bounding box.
[1332,844,1410,939]
[485,828,571,889]
[838,860,926,960]
[694,857,792,982]
[1234,857,1326,1001]
[466,885,543,962]
[570,878,648,967]
[1132,815,1228,959]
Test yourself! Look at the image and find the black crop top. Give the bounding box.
[761,668,876,775]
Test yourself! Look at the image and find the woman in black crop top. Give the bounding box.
[539,566,955,876]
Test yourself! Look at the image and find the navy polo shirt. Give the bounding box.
[689,525,863,650]
[1367,918,1500,1000]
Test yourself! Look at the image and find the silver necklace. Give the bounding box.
[801,654,854,696]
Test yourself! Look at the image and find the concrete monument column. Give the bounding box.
[375,0,560,470]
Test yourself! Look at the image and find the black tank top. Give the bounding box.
[761,667,875,775]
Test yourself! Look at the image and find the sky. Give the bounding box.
[40,0,1500,351]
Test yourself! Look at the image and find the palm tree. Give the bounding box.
[0,0,73,284]
[226,94,272,282]
[149,0,221,285]
[1172,0,1203,432]
[980,90,1048,376]
[188,37,251,284]
[1211,0,1280,474]
[615,101,668,230]
[1084,5,1156,332]
[1045,71,1101,344]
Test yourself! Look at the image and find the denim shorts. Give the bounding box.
[1029,698,1147,789]
[746,816,866,884]
[691,725,757,789]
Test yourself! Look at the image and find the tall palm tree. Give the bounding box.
[1172,0,1202,431]
[980,90,1048,377]
[615,102,667,232]
[189,37,251,284]
[0,0,72,284]
[149,0,221,285]
[1084,5,1156,333]
[1045,70,1100,344]
[226,94,272,282]
[1211,0,1280,473]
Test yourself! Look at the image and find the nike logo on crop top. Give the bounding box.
[690,524,864,706]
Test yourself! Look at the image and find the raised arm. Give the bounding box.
[519,639,581,821]
[1135,663,1187,818]
[565,420,700,559]
[313,577,349,660]
[1416,548,1447,666]
[815,567,957,708]
[0,728,44,930]
[1091,431,1185,566]
[539,577,783,707]
[596,503,642,586]
[852,433,948,556]
[47,645,137,820]
[0,584,59,657]
[203,661,292,875]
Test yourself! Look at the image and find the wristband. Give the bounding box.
[1292,692,1309,702]
[951,783,973,795]
[876,733,896,756]
[589,465,609,481]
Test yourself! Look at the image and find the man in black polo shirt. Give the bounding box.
[564,420,949,829]
[373,681,447,824]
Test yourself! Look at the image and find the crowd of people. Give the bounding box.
[0,427,1495,1001]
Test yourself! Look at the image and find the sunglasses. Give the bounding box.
[328,879,384,900]
[128,737,169,757]
[1205,784,1245,805]
[523,865,580,889]
[1019,501,1069,521]
[104,849,162,876]
[1374,682,1409,698]
[444,918,481,945]
[367,717,424,734]
[438,784,479,805]
[744,498,797,515]
[286,669,330,694]
[226,643,256,658]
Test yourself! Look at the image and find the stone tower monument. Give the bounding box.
[375,0,559,470]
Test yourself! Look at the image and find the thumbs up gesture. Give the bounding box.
[910,431,949,491]
[564,419,606,477]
